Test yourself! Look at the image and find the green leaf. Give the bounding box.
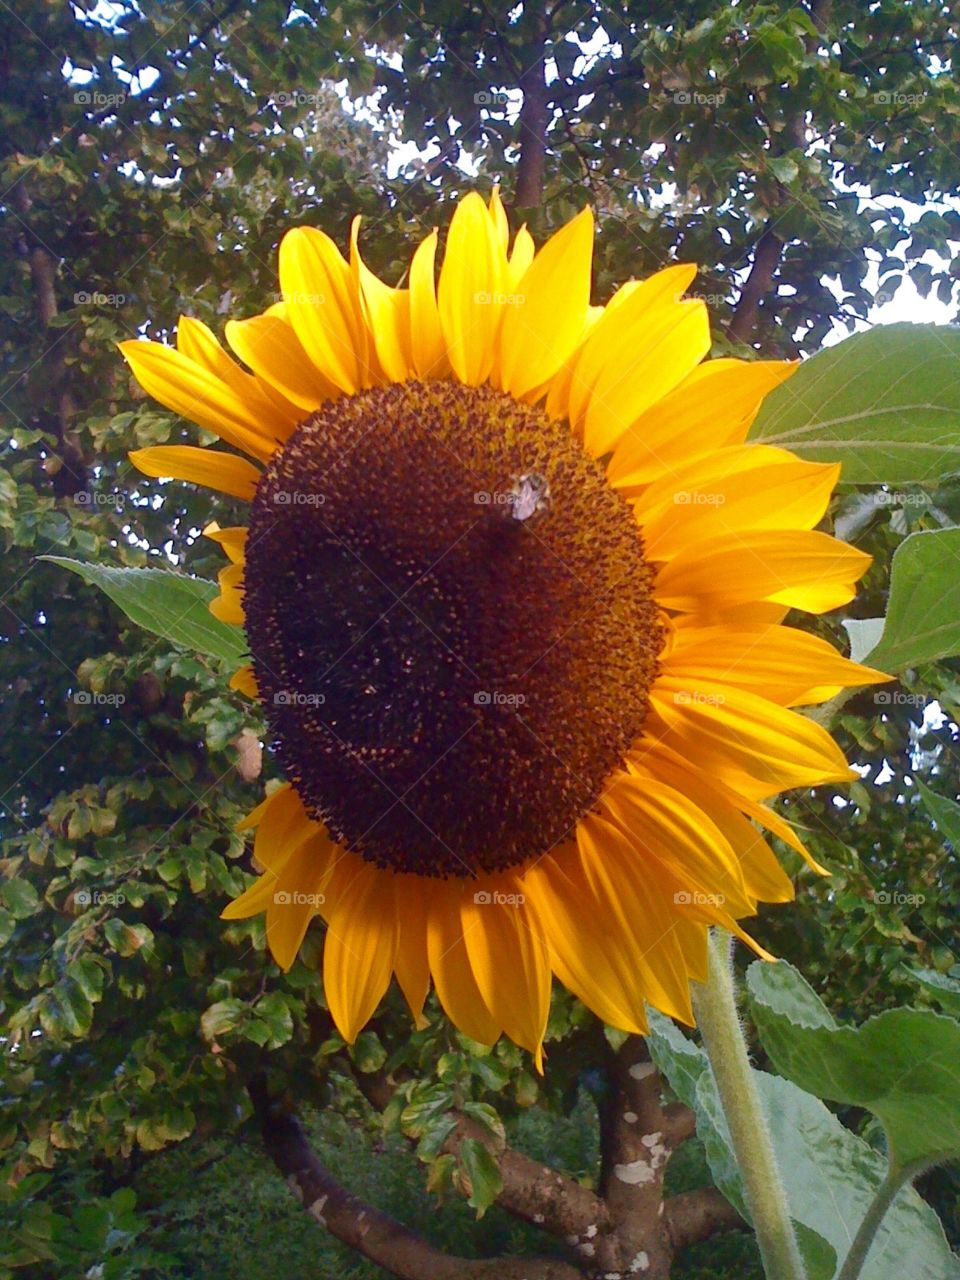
[200,998,249,1042]
[42,558,247,666]
[747,961,960,1173]
[648,1008,957,1280]
[350,1030,387,1073]
[460,1100,506,1146]
[750,324,960,483]
[768,155,800,183]
[916,779,960,849]
[1,878,40,919]
[860,531,960,669]
[456,1137,502,1218]
[906,969,960,1018]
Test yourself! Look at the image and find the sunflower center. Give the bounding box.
[244,381,663,878]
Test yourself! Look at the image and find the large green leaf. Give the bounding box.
[747,961,960,1173]
[750,324,960,483]
[860,530,960,669]
[43,558,247,667]
[647,1010,957,1280]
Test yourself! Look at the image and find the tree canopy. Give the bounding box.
[2,3,960,1278]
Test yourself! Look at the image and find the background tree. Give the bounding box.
[2,2,959,1278]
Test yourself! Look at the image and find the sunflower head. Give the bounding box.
[123,189,888,1066]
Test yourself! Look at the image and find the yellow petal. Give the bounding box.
[177,316,301,432]
[203,523,247,564]
[427,879,500,1046]
[498,207,594,398]
[650,677,855,792]
[607,358,797,486]
[323,863,398,1042]
[566,264,698,430]
[578,815,697,1024]
[598,773,757,918]
[246,782,315,871]
[208,581,244,625]
[263,834,339,969]
[582,299,710,456]
[236,782,291,833]
[489,185,509,253]
[437,193,505,385]
[229,664,258,699]
[350,218,413,383]
[525,848,650,1034]
[129,446,260,501]
[461,877,551,1067]
[409,230,448,379]
[119,340,282,461]
[663,623,890,706]
[543,306,605,422]
[653,530,872,614]
[279,225,370,394]
[630,446,842,559]
[226,311,337,412]
[507,225,535,289]
[394,876,431,1029]
[625,748,794,905]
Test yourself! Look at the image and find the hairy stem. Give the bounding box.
[691,932,806,1280]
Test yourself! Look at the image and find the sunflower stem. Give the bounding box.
[692,931,807,1280]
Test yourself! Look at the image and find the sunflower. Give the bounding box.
[122,191,887,1067]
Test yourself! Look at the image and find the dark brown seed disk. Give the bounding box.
[243,380,663,878]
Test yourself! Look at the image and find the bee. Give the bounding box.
[508,471,550,522]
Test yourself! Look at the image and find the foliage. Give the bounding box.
[2,3,960,1279]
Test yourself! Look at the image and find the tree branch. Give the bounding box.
[442,1111,611,1241]
[665,1187,746,1251]
[727,228,783,345]
[341,1055,608,1243]
[591,1037,677,1277]
[662,1102,697,1147]
[10,180,86,496]
[248,1081,583,1280]
[514,12,549,207]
